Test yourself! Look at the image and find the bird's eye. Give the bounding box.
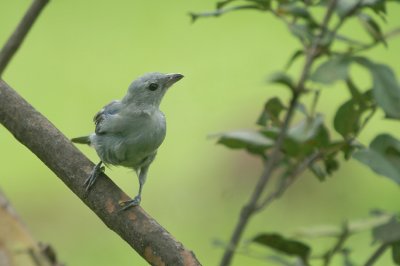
[148,83,158,91]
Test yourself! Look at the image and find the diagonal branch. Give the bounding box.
[363,243,389,266]
[0,80,200,265]
[0,0,49,76]
[0,1,200,265]
[0,189,64,266]
[254,151,322,212]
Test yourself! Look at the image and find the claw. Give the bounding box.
[119,195,141,211]
[84,161,103,191]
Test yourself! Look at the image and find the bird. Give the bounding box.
[71,72,184,210]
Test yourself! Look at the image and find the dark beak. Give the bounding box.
[166,73,184,87]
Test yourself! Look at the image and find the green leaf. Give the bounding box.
[288,114,324,143]
[214,130,274,156]
[289,24,314,45]
[310,56,351,85]
[341,140,363,160]
[393,241,400,265]
[362,0,386,16]
[309,155,339,182]
[353,134,400,185]
[253,233,311,262]
[324,157,339,175]
[336,0,359,18]
[268,72,295,91]
[371,64,400,119]
[310,161,327,181]
[189,4,266,22]
[358,13,386,45]
[334,100,360,138]
[278,3,312,19]
[346,78,364,103]
[334,90,374,139]
[373,217,400,243]
[257,97,286,126]
[285,50,304,70]
[336,0,386,18]
[261,126,280,140]
[217,0,271,9]
[355,58,400,119]
[284,115,330,158]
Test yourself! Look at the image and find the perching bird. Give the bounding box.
[72,72,184,210]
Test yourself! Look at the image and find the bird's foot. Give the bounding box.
[119,195,141,211]
[84,163,104,191]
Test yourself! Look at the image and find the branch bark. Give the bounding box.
[0,0,49,76]
[0,1,200,264]
[0,189,63,266]
[0,80,200,265]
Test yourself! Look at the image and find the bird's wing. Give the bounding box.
[93,100,123,135]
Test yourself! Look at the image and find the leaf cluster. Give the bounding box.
[250,211,400,266]
[201,0,400,187]
[192,0,400,265]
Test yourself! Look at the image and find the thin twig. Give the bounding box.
[363,243,389,266]
[353,27,400,53]
[254,151,322,212]
[219,1,338,265]
[189,5,267,23]
[310,90,320,118]
[323,224,350,266]
[0,0,49,76]
[356,107,376,137]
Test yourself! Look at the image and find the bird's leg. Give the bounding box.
[84,161,104,191]
[119,164,149,211]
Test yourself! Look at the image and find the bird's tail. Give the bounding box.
[71,136,91,145]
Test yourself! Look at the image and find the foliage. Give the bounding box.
[250,212,400,266]
[192,0,400,265]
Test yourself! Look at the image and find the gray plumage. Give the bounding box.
[72,72,184,209]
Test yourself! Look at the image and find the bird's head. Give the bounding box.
[123,72,184,107]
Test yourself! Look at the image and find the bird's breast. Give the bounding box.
[122,111,166,165]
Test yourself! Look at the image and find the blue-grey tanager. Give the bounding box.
[72,72,184,210]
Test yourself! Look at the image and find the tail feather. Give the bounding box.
[71,136,91,145]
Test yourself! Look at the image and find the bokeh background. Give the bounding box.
[1,1,400,265]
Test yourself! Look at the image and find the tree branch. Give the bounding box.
[219,1,338,265]
[0,189,64,266]
[323,224,350,266]
[0,0,49,77]
[0,1,200,264]
[363,243,389,266]
[0,80,200,265]
[254,151,322,212]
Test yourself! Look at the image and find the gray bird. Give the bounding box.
[72,72,184,210]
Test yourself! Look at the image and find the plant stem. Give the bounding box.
[255,151,321,212]
[364,243,389,266]
[219,1,338,265]
[323,224,350,266]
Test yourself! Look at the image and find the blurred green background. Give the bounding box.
[1,1,400,265]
